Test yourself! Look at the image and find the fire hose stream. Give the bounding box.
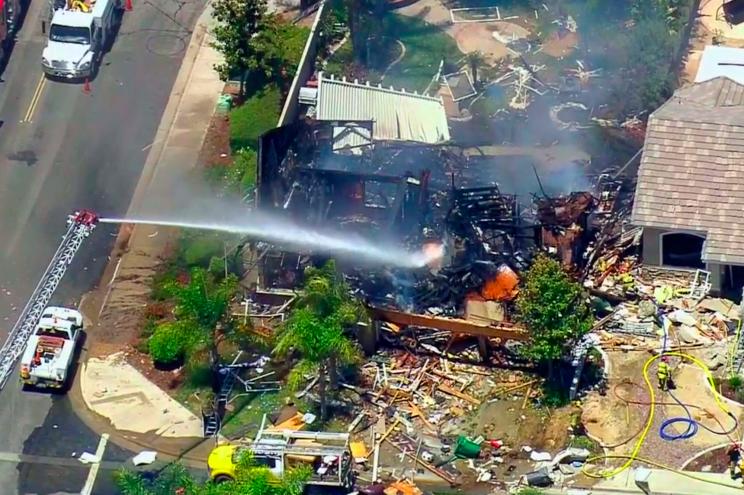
[581,352,742,490]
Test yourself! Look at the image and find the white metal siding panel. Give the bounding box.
[316,74,450,147]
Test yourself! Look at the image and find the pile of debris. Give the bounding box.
[336,349,590,489]
[213,345,601,491]
[591,267,740,351]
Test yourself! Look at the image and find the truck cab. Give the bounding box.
[42,0,121,79]
[20,307,82,389]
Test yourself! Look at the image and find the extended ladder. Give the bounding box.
[0,210,97,390]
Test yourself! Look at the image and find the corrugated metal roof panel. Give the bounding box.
[316,73,450,148]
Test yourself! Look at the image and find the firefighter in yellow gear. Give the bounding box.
[657,356,671,391]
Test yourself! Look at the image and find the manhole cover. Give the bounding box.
[145,34,187,57]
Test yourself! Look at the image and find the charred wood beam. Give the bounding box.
[369,307,529,341]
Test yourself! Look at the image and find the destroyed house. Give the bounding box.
[257,120,430,236]
[631,77,744,294]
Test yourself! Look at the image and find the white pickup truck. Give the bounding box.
[19,307,82,390]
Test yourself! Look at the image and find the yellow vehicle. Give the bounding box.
[208,415,354,488]
[207,444,242,483]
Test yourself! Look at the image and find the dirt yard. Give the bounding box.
[581,348,744,469]
[395,0,526,63]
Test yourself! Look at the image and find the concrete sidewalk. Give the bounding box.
[547,467,744,495]
[73,3,224,454]
[81,353,202,437]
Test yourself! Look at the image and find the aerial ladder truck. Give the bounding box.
[0,210,97,391]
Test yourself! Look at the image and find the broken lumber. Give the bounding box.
[438,383,481,405]
[492,379,538,397]
[387,440,457,485]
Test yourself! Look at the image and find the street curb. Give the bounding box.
[67,5,221,464]
[680,442,730,471]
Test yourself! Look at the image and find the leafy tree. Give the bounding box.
[211,0,309,94]
[115,454,311,495]
[274,261,365,419]
[516,254,593,373]
[248,23,310,83]
[211,0,272,95]
[345,0,384,66]
[628,14,675,111]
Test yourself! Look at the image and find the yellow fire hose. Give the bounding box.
[580,352,740,489]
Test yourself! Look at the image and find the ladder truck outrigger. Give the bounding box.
[0,210,97,392]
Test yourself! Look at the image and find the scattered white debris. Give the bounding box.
[302,412,317,424]
[530,451,552,462]
[79,452,99,464]
[132,451,158,466]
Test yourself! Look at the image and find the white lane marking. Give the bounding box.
[81,433,109,495]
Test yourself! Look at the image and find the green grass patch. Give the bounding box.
[324,41,354,78]
[382,14,461,92]
[230,85,282,152]
[220,390,287,439]
[205,148,257,197]
[324,14,461,93]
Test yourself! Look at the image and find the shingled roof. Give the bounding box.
[631,77,744,265]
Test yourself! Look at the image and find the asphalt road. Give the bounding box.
[0,0,206,493]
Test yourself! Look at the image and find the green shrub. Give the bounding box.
[151,268,178,301]
[229,85,282,152]
[571,435,600,453]
[517,489,545,495]
[736,387,744,404]
[149,322,195,365]
[185,346,213,388]
[541,381,571,408]
[728,374,743,391]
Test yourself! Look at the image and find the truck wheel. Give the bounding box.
[213,475,233,484]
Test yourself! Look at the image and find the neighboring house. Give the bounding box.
[631,76,744,294]
[302,72,450,153]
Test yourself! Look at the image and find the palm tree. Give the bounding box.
[463,51,487,85]
[274,261,365,420]
[166,268,238,371]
